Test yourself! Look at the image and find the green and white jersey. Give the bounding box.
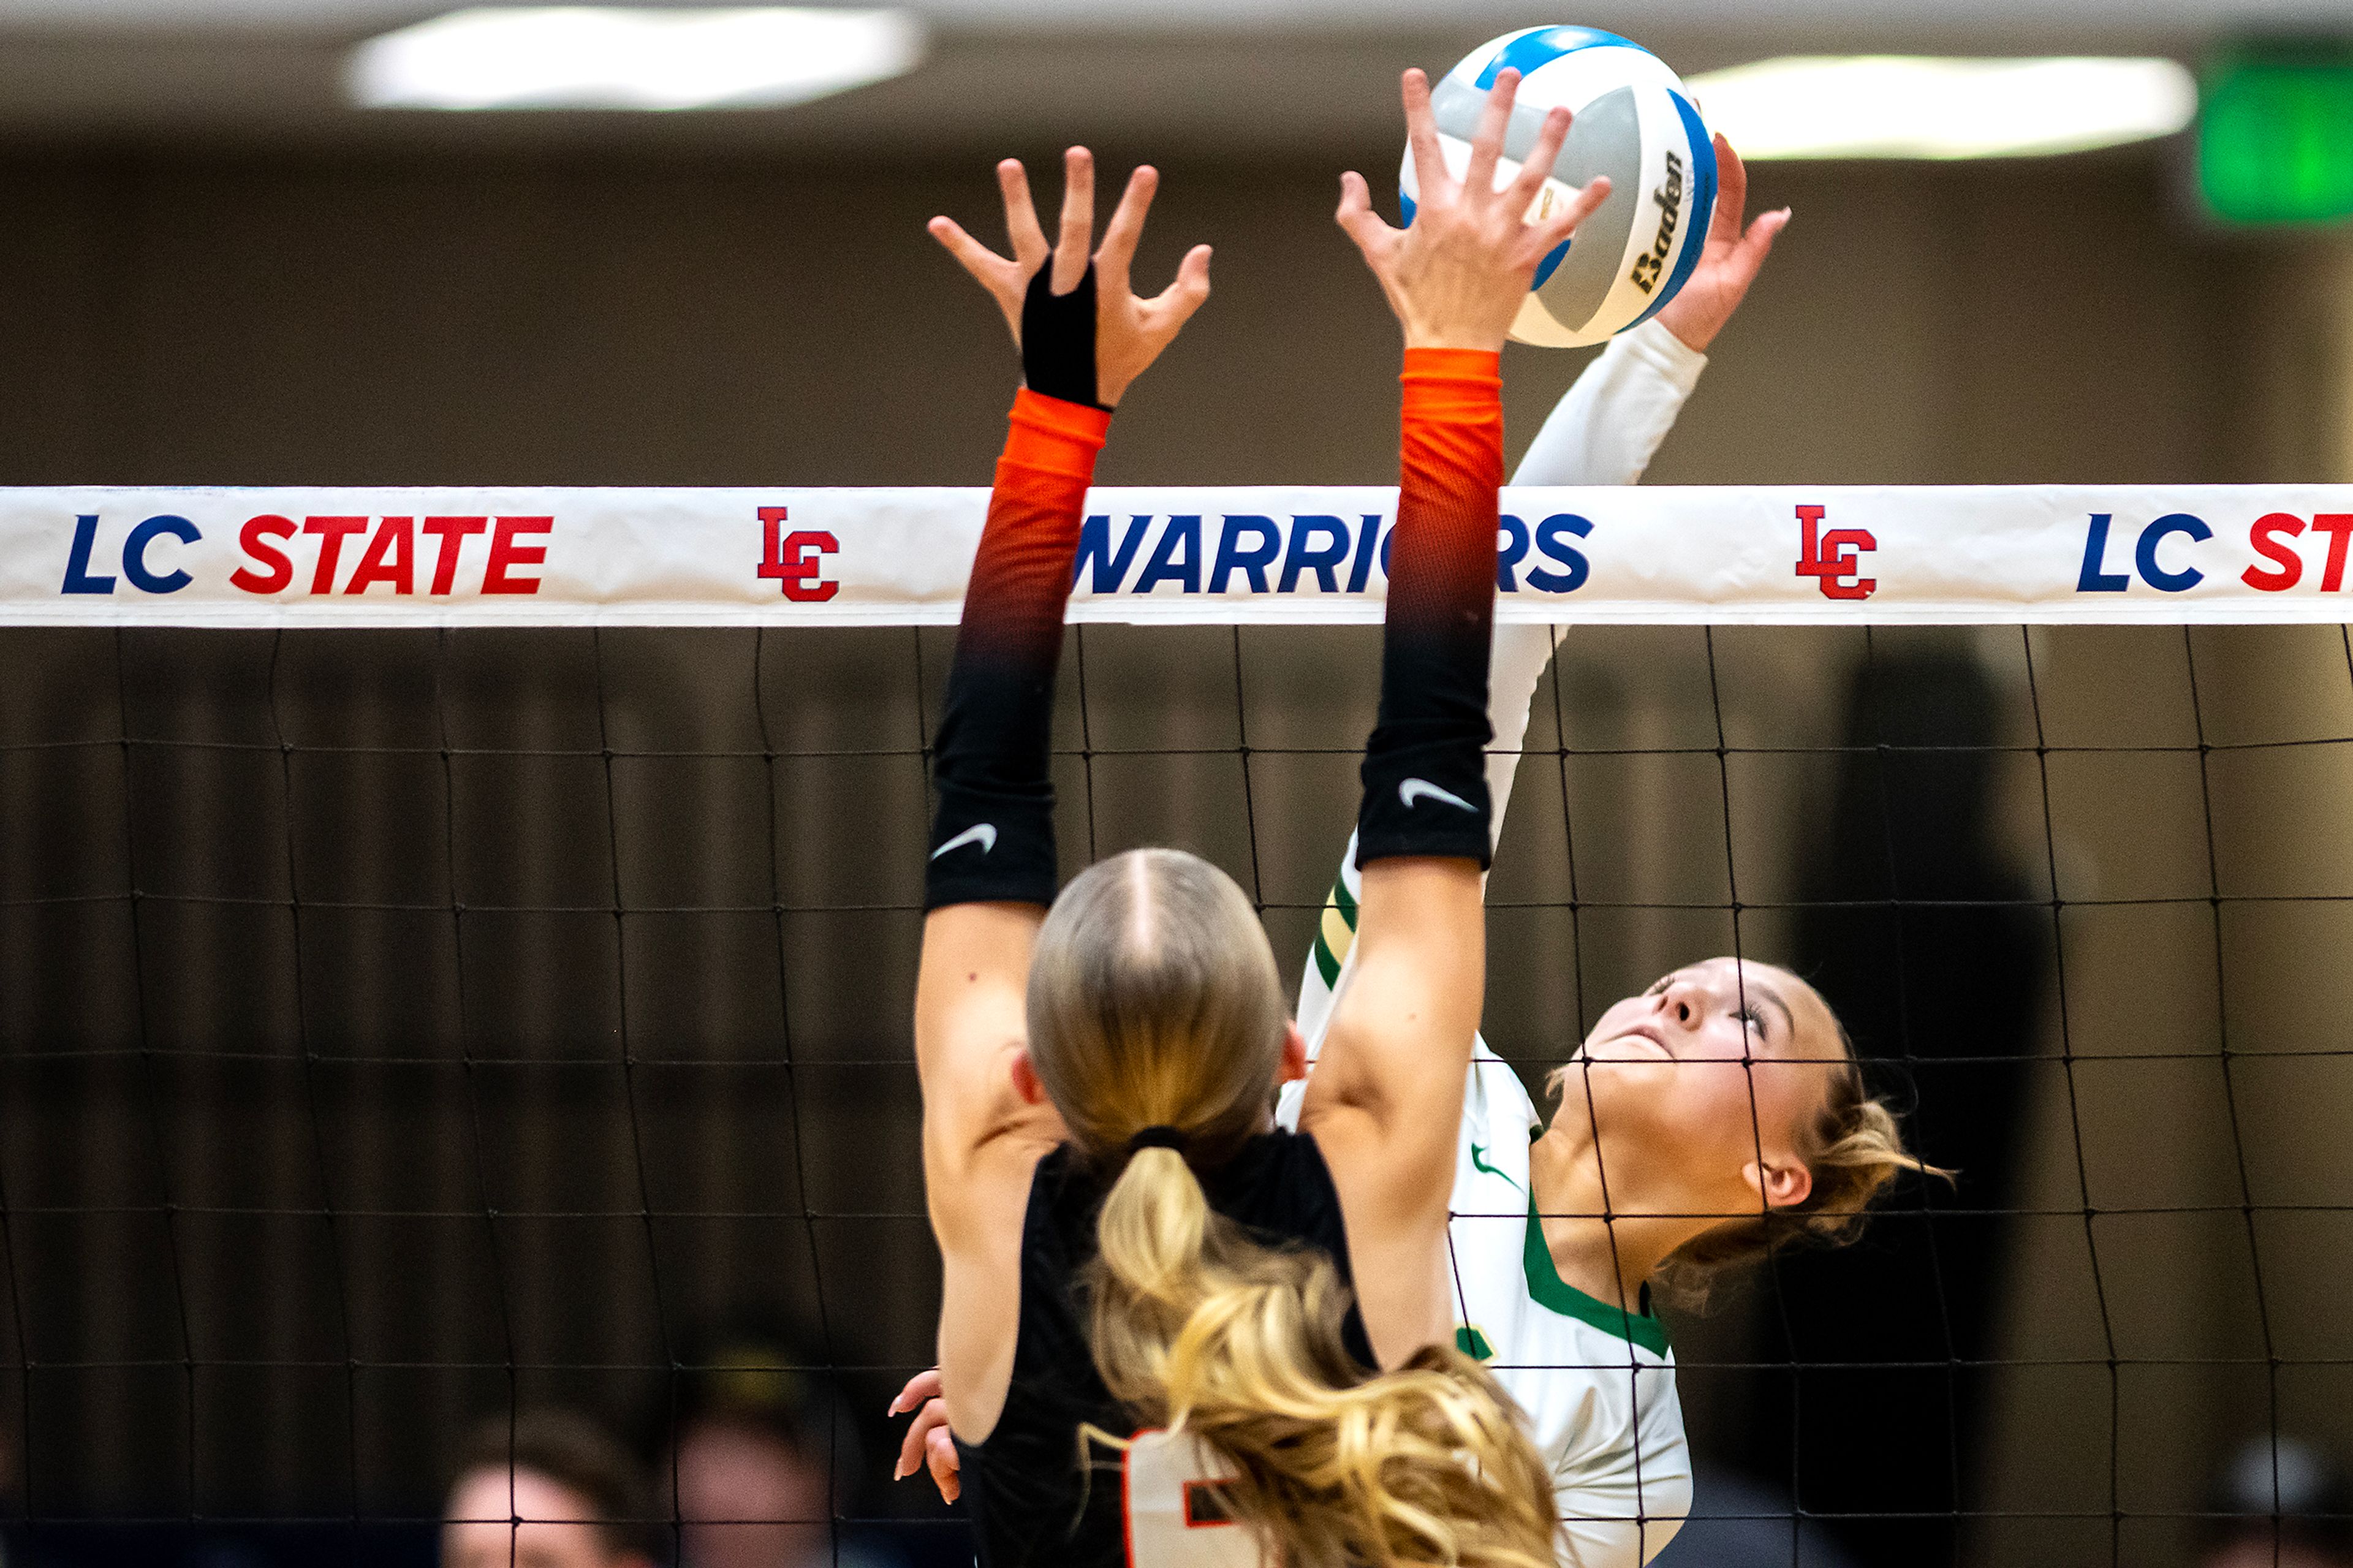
[1278,317,1705,1567]
[1278,850,1692,1568]
[1438,1047,1690,1568]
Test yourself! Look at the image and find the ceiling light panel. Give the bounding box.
[1686,55,2199,159]
[348,6,925,112]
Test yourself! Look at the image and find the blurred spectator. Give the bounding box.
[2204,1437,2353,1568]
[1770,644,2046,1567]
[444,1409,655,1568]
[655,1331,901,1568]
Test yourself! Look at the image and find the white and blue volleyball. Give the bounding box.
[1401,26,1716,347]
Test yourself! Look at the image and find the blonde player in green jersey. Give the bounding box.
[893,138,1928,1568]
[1279,140,1927,1568]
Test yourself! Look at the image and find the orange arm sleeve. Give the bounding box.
[925,389,1110,910]
[1357,347,1504,868]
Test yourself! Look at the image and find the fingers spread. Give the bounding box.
[929,216,1010,287]
[1729,206,1789,282]
[1463,67,1519,199]
[1096,164,1158,294]
[1335,170,1393,259]
[1525,174,1612,259]
[1709,134,1749,245]
[1505,105,1574,210]
[1401,69,1448,200]
[1053,146,1096,295]
[998,159,1049,272]
[1146,243,1214,329]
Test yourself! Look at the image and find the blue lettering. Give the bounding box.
[1074,513,1151,593]
[1346,515,1384,593]
[2076,513,2129,593]
[123,515,199,595]
[2136,512,2210,593]
[61,513,115,594]
[1526,513,1593,594]
[1280,515,1351,593]
[1134,514,1202,594]
[1496,514,1530,593]
[1210,515,1281,594]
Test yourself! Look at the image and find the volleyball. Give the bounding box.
[1401,25,1718,347]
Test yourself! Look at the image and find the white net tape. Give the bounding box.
[8,483,2353,627]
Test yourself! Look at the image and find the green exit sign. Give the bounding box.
[2199,50,2353,225]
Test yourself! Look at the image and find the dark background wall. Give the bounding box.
[0,148,2288,491]
[0,129,2347,1568]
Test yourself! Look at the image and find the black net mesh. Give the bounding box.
[2,619,2350,1568]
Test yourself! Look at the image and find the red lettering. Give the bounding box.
[776,529,839,602]
[230,514,297,595]
[302,515,369,594]
[756,506,794,585]
[483,515,553,595]
[1794,504,1828,575]
[2242,512,2305,591]
[2314,513,2353,593]
[345,516,415,595]
[1795,505,1876,599]
[757,507,839,601]
[422,516,487,596]
[1816,529,1877,599]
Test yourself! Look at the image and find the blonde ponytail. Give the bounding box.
[1029,849,1561,1568]
[1089,1147,1559,1568]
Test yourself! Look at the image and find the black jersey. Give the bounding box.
[953,1129,1376,1568]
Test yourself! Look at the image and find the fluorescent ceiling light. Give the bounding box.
[348,7,925,112]
[1684,56,2198,159]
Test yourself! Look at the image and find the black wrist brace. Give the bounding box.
[1020,262,1107,411]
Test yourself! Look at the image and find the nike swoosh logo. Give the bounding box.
[1468,1143,1525,1194]
[1399,778,1476,813]
[930,823,998,860]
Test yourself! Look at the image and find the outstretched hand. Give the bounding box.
[1336,68,1611,353]
[930,148,1213,408]
[1654,134,1788,354]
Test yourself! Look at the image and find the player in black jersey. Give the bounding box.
[914,70,1609,1568]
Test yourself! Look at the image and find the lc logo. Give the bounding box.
[1795,503,1877,600]
[756,506,838,602]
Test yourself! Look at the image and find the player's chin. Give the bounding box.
[1575,1061,1680,1120]
[1577,1045,1680,1078]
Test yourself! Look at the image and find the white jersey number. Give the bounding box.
[1121,1428,1263,1567]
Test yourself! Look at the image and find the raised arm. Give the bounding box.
[1514,134,1782,489]
[1298,66,1607,1362]
[1295,135,1787,1055]
[912,150,1209,1428]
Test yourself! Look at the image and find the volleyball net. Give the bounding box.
[10,483,2353,627]
[3,483,2352,1568]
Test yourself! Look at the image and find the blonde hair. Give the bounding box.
[1028,848,1561,1568]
